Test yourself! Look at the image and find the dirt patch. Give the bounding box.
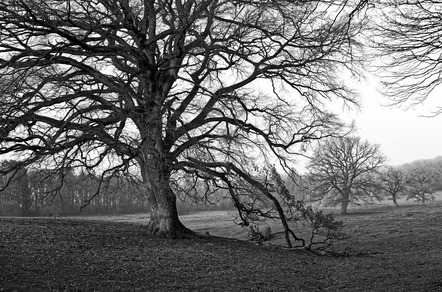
[1,202,442,291]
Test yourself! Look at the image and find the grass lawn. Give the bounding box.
[1,200,442,291]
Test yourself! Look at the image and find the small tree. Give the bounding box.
[377,166,407,207]
[403,161,439,203]
[308,136,386,214]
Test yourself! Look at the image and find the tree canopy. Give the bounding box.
[0,0,367,238]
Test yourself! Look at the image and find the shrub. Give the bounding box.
[287,200,346,251]
[248,223,273,243]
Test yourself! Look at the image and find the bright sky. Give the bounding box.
[344,77,442,167]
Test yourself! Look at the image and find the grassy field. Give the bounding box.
[1,199,442,291]
[68,192,442,241]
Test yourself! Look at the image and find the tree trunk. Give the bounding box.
[136,91,194,238]
[146,189,192,238]
[340,199,349,215]
[139,149,194,238]
[340,190,350,215]
[392,195,399,207]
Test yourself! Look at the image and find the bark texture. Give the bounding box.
[139,145,193,238]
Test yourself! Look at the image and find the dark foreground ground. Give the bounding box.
[1,202,442,291]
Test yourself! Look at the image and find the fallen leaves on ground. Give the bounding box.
[1,202,442,291]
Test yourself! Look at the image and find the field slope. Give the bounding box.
[1,202,442,291]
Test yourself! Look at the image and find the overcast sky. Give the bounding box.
[345,77,442,167]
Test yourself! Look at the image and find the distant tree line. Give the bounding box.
[0,161,233,217]
[0,163,148,216]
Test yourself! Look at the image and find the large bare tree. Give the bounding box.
[0,0,366,238]
[307,136,385,214]
[369,0,442,114]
